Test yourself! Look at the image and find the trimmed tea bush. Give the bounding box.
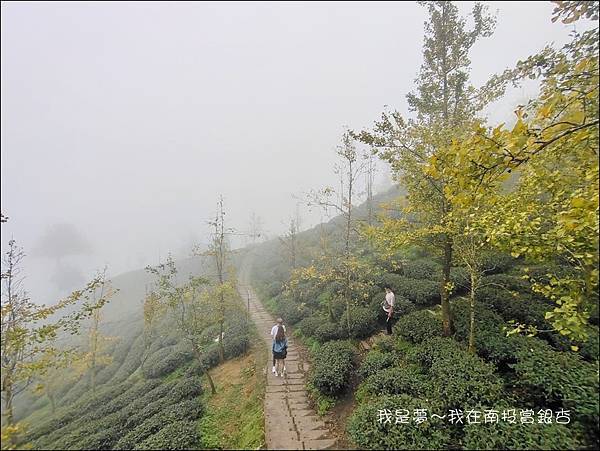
[376,272,406,291]
[394,309,443,344]
[403,259,441,280]
[479,251,516,275]
[135,420,200,450]
[309,340,356,395]
[358,350,399,379]
[276,294,311,325]
[142,345,193,379]
[477,284,549,329]
[342,306,379,339]
[359,364,431,400]
[396,278,440,306]
[511,343,599,430]
[407,337,504,409]
[450,266,470,292]
[297,313,327,338]
[463,415,584,450]
[451,298,516,363]
[347,394,450,450]
[314,321,344,343]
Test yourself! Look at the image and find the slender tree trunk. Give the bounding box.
[469,270,477,354]
[192,345,216,395]
[3,385,14,426]
[345,163,353,336]
[328,298,334,323]
[440,235,454,336]
[217,199,226,363]
[438,3,453,338]
[218,319,224,363]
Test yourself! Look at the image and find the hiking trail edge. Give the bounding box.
[239,256,339,450]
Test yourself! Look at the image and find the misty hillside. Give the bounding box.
[99,254,211,324]
[2,2,598,450]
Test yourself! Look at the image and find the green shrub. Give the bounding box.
[371,334,397,353]
[135,420,200,450]
[450,266,471,292]
[407,337,504,410]
[87,379,161,421]
[170,376,203,402]
[578,326,599,362]
[394,310,443,344]
[451,298,517,363]
[480,251,516,274]
[223,318,250,358]
[116,397,202,450]
[347,394,450,450]
[313,321,344,343]
[309,340,356,396]
[477,284,549,329]
[403,259,441,280]
[142,345,193,379]
[510,343,599,432]
[397,278,440,306]
[200,344,221,368]
[358,350,399,379]
[359,365,430,401]
[119,382,182,430]
[463,416,584,450]
[297,313,327,338]
[342,306,379,339]
[376,272,406,290]
[276,294,311,324]
[27,380,136,442]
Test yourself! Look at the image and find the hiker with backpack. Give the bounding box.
[272,324,288,377]
[270,318,286,374]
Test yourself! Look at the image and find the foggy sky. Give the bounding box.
[1,1,592,303]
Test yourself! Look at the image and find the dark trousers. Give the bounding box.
[386,317,393,335]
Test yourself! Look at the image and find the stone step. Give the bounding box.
[303,438,339,449]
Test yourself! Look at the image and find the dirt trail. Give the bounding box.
[238,257,338,450]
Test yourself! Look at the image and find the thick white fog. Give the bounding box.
[0,1,590,303]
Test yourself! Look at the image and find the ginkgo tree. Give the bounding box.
[352,0,496,336]
[422,2,598,342]
[146,255,220,394]
[1,239,110,430]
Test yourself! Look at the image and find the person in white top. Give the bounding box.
[383,287,395,335]
[270,318,286,374]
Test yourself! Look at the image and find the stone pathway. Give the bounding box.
[238,266,338,450]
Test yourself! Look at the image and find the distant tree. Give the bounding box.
[140,287,163,372]
[202,197,237,363]
[76,269,117,394]
[364,151,376,226]
[146,256,218,394]
[248,212,264,245]
[352,1,496,336]
[1,239,108,429]
[33,269,116,413]
[31,223,92,264]
[279,217,299,270]
[306,132,368,334]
